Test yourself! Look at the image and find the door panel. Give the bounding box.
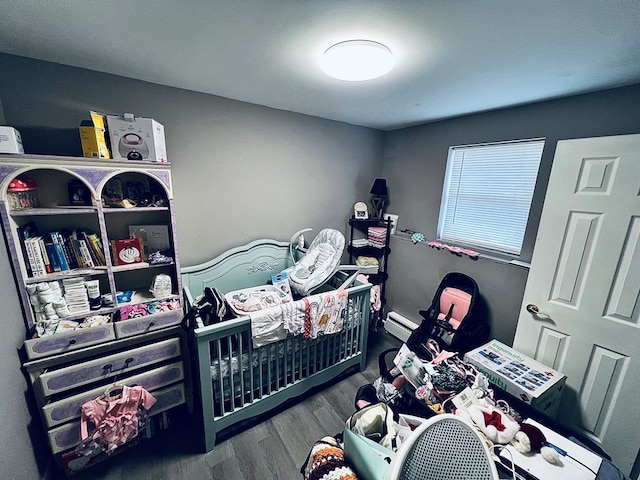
[513,134,640,477]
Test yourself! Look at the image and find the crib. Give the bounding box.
[181,238,371,452]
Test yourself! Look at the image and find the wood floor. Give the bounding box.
[54,330,401,480]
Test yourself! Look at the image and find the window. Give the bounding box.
[437,138,545,256]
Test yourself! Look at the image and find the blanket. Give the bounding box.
[250,290,348,348]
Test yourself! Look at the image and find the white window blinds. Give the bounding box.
[437,139,545,255]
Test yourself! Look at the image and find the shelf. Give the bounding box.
[24,267,109,284]
[347,244,390,256]
[103,206,169,214]
[10,206,98,216]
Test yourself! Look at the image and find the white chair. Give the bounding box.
[384,414,500,480]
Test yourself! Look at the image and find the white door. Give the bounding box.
[513,133,640,477]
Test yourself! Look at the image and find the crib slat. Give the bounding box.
[214,338,225,416]
[247,332,255,403]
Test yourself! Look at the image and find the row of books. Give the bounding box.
[18,223,107,277]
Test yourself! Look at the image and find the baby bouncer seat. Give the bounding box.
[283,228,345,297]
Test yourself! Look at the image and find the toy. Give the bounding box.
[511,422,560,464]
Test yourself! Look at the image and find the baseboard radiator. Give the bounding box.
[383,311,418,342]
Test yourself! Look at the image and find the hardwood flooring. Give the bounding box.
[53,330,401,480]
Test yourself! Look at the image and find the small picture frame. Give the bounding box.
[354,201,368,220]
[126,181,146,203]
[67,180,92,206]
[104,178,124,201]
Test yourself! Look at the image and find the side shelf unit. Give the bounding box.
[0,154,187,474]
[347,217,392,329]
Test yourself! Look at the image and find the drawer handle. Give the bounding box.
[148,322,155,328]
[124,358,134,366]
[68,339,77,345]
[103,363,113,372]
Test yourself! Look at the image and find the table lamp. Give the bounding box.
[370,178,388,219]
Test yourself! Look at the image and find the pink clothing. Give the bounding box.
[80,385,156,453]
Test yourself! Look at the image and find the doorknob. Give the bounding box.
[526,303,551,319]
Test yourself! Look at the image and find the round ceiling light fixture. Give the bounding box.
[320,40,394,81]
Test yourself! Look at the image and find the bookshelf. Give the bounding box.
[347,217,392,329]
[0,154,187,474]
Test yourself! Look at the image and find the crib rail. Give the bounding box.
[193,273,370,452]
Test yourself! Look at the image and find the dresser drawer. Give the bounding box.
[47,382,186,454]
[147,382,186,416]
[38,337,181,397]
[42,362,184,428]
[24,324,116,360]
[114,310,182,339]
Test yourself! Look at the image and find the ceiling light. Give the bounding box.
[320,40,394,81]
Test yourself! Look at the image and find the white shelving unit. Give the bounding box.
[0,154,187,474]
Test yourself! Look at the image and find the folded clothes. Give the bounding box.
[356,256,379,268]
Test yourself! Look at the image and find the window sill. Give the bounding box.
[390,233,530,269]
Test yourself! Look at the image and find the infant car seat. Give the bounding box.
[283,228,345,297]
[408,272,489,357]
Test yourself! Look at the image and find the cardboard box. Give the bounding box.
[106,113,167,162]
[0,126,24,154]
[79,111,110,159]
[111,237,143,265]
[464,340,566,417]
[128,224,171,258]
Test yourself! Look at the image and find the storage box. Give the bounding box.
[0,126,24,154]
[111,238,143,265]
[79,111,110,159]
[464,340,566,417]
[106,113,167,162]
[271,272,292,298]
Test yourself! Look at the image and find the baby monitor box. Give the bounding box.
[106,113,167,162]
[79,111,110,159]
[464,340,566,417]
[0,126,24,154]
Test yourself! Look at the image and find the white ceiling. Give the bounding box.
[1,1,640,131]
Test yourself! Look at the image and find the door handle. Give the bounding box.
[526,303,551,319]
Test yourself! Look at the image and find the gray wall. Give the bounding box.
[382,84,640,344]
[0,53,383,479]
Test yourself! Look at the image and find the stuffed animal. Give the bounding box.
[511,422,560,464]
[466,403,521,444]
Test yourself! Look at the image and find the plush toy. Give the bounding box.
[511,422,560,464]
[458,399,562,466]
[466,404,521,444]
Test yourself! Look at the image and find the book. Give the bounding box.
[49,231,70,271]
[87,233,106,265]
[23,237,37,277]
[38,237,53,274]
[43,237,62,272]
[17,222,39,277]
[26,237,47,277]
[77,239,95,268]
[57,230,79,269]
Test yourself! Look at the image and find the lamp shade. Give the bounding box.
[370,178,388,196]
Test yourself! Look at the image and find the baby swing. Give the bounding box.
[283,228,351,297]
